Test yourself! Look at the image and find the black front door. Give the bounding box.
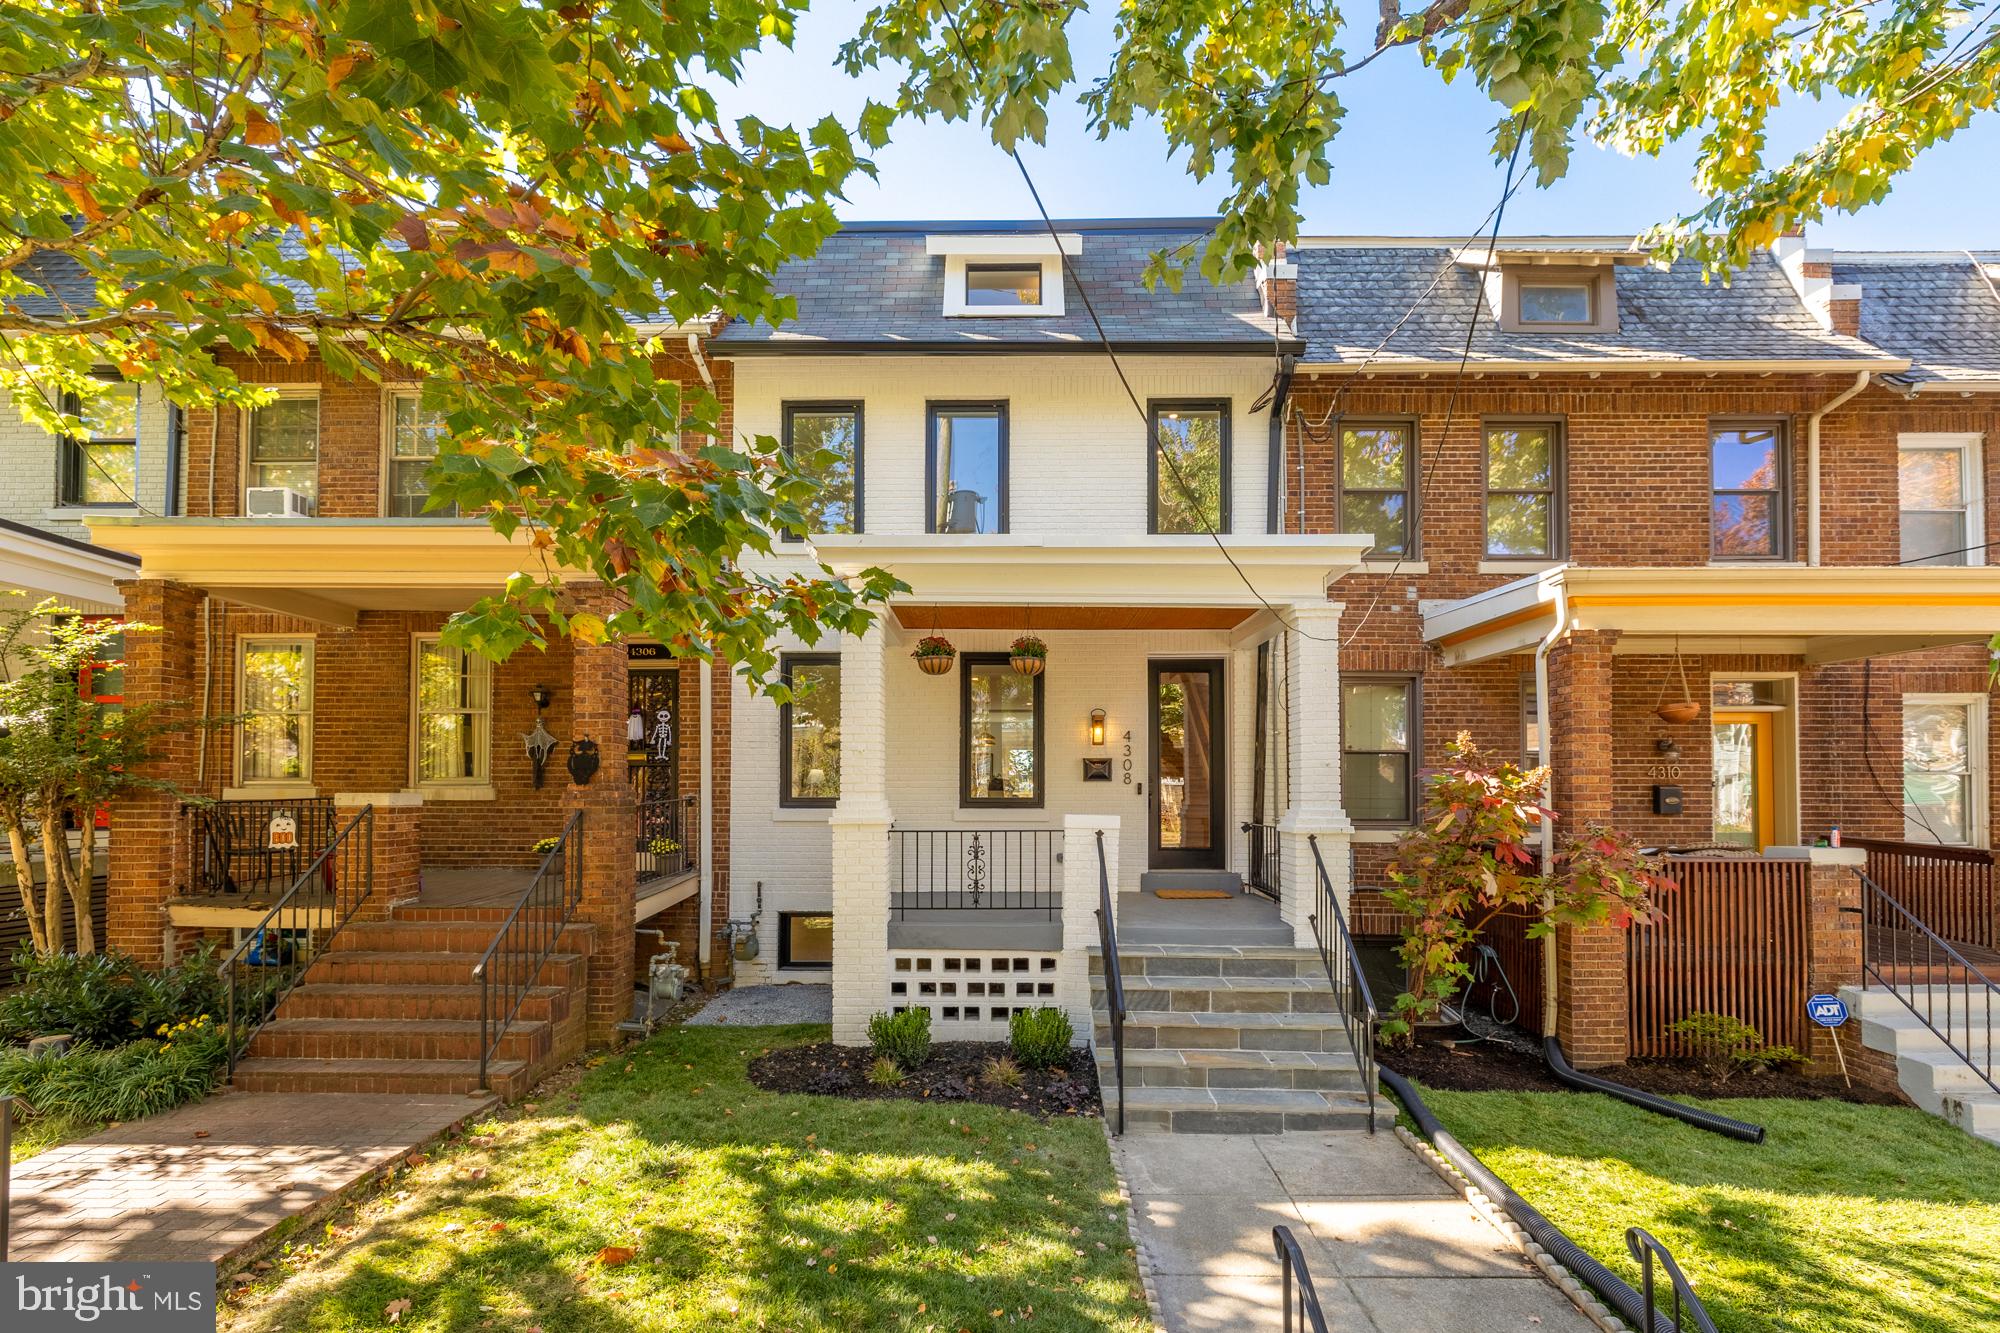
[1150,660,1226,870]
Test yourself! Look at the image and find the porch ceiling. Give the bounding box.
[891,604,1256,631]
[1423,564,2000,666]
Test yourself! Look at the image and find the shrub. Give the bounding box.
[0,943,225,1045]
[1009,1006,1073,1069]
[866,1056,904,1086]
[0,1018,228,1123]
[981,1054,1023,1088]
[1667,1011,1803,1078]
[867,1008,932,1068]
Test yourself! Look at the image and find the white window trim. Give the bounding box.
[1903,692,1989,848]
[234,634,315,788]
[380,382,422,518]
[409,633,493,792]
[1898,432,1985,567]
[940,254,1066,318]
[240,386,322,509]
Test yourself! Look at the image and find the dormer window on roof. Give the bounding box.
[927,232,1078,317]
[1454,242,1644,335]
[1518,281,1593,325]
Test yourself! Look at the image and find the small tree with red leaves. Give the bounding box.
[1380,733,1674,1043]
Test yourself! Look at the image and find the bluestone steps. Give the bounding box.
[1842,983,2000,1145]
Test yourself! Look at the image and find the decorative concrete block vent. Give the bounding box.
[889,951,1060,1034]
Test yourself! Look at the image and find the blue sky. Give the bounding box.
[716,1,2000,250]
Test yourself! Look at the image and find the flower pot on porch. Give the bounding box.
[1009,635,1047,677]
[1655,700,1701,725]
[913,634,956,675]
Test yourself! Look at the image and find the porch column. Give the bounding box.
[1277,601,1351,949]
[1549,628,1627,1067]
[333,791,421,922]
[108,578,204,965]
[830,617,894,1046]
[566,598,637,1043]
[1061,814,1120,1044]
[1804,847,1865,1077]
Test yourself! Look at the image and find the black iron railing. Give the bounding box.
[1,1093,12,1260]
[1307,833,1379,1132]
[475,810,584,1090]
[1271,1226,1332,1332]
[890,828,1059,917]
[220,804,374,1079]
[188,795,337,895]
[637,790,696,884]
[1093,829,1126,1136]
[1857,870,1999,1095]
[1627,1228,1719,1333]
[1242,820,1281,904]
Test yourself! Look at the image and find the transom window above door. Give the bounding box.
[928,403,1008,535]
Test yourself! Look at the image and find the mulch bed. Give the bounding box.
[748,1040,1103,1118]
[1381,1031,1906,1106]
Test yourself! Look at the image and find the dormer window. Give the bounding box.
[1456,246,1635,334]
[965,264,1042,308]
[1518,282,1592,325]
[928,232,1077,317]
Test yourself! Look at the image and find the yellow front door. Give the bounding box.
[1712,710,1776,849]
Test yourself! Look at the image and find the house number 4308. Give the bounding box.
[1122,730,1134,785]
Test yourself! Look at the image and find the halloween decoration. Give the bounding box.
[566,738,601,785]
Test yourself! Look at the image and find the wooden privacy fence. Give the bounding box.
[1627,856,1814,1058]
[1845,836,1995,951]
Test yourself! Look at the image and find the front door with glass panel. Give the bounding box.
[1712,710,1775,849]
[1150,661,1225,869]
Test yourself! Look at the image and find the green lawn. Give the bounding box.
[223,1024,1150,1333]
[1418,1085,2000,1333]
[9,1111,100,1162]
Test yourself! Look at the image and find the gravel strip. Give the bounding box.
[684,983,833,1026]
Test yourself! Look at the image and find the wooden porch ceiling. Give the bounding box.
[890,604,1258,631]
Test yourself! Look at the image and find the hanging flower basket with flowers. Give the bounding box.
[1009,635,1048,676]
[913,634,957,676]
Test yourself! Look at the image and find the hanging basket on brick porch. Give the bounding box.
[1654,638,1701,724]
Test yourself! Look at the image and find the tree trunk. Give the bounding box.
[5,818,51,955]
[36,812,72,956]
[68,804,97,955]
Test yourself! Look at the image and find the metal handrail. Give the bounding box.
[1626,1228,1719,1333]
[1272,1225,1332,1333]
[1306,833,1379,1132]
[1092,829,1126,1136]
[2,1094,13,1260]
[475,810,585,1090]
[1856,869,2000,1096]
[1241,820,1281,904]
[219,805,375,1080]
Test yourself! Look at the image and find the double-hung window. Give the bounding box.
[962,653,1042,806]
[1484,422,1561,558]
[1899,434,1982,566]
[1150,401,1229,534]
[1337,422,1415,559]
[58,383,138,507]
[412,637,491,787]
[928,403,1007,534]
[1903,695,1987,846]
[779,654,841,807]
[238,637,313,785]
[1342,676,1417,825]
[1710,422,1788,560]
[246,395,320,508]
[387,390,457,517]
[781,404,862,538]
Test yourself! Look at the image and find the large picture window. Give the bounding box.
[928,403,1007,534]
[782,404,862,538]
[962,654,1042,806]
[387,390,457,517]
[1150,400,1229,534]
[238,637,313,784]
[246,395,320,507]
[1342,676,1417,825]
[1710,422,1788,560]
[1338,422,1415,559]
[412,637,492,786]
[1904,696,1986,846]
[1484,422,1561,558]
[779,654,841,807]
[58,383,138,507]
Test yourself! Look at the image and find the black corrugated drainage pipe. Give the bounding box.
[1544,1036,1766,1143]
[1381,1064,1680,1333]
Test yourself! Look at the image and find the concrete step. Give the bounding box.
[1097,972,1336,1015]
[1109,1085,1384,1134]
[246,1016,553,1065]
[1841,983,2000,1146]
[277,983,570,1024]
[303,949,585,989]
[1090,945,1324,980]
[1098,1046,1366,1092]
[334,919,588,955]
[231,1056,532,1099]
[1098,1009,1353,1054]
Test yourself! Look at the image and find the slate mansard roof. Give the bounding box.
[1831,254,2000,386]
[711,218,1290,353]
[1294,242,1890,367]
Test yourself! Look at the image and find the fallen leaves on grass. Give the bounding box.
[597,1245,636,1267]
[384,1297,412,1322]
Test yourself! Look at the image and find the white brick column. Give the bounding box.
[1278,600,1352,948]
[1060,813,1120,1044]
[830,618,894,1045]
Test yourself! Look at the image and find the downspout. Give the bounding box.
[164,400,184,516]
[1806,370,1873,566]
[686,331,716,394]
[1531,574,1571,1027]
[697,654,715,980]
[1265,354,1295,533]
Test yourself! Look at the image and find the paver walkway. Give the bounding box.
[8,1089,495,1263]
[1114,1131,1597,1332]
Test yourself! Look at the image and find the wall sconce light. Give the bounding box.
[1655,736,1682,762]
[529,683,553,710]
[1089,709,1107,747]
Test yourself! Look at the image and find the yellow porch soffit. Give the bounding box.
[1423,565,2000,667]
[85,518,592,627]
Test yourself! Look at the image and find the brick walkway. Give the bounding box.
[7,1090,496,1263]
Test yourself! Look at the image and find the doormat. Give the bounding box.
[1152,888,1234,900]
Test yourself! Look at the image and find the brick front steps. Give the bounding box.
[1088,944,1385,1134]
[231,906,593,1102]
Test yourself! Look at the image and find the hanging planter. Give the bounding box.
[1654,638,1701,724]
[913,634,957,676]
[1010,634,1048,677]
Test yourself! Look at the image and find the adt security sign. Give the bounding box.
[1808,993,1850,1027]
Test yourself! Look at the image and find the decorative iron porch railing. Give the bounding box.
[1857,869,1999,1097]
[1242,821,1280,904]
[637,790,697,884]
[188,795,338,895]
[476,810,585,1090]
[890,828,1060,917]
[1306,833,1379,1131]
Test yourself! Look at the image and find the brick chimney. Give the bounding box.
[1256,241,1297,325]
[1772,226,1861,336]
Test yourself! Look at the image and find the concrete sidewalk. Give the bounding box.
[1114,1132,1597,1332]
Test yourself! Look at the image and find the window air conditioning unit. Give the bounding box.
[244,486,314,518]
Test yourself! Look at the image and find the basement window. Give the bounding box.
[779,912,833,969]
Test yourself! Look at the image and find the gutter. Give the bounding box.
[1293,356,1908,377]
[1265,353,1296,534]
[1531,573,1570,1026]
[1806,370,1873,566]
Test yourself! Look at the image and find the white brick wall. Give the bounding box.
[0,385,173,541]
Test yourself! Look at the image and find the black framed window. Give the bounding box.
[1337,421,1415,559]
[1150,400,1230,534]
[964,264,1042,307]
[1484,421,1561,558]
[778,912,833,969]
[1710,421,1789,560]
[961,653,1043,807]
[778,654,841,807]
[781,403,862,539]
[927,402,1008,534]
[1342,676,1417,825]
[58,384,138,507]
